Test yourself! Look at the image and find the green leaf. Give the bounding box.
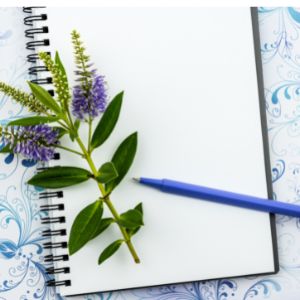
[118,208,144,229]
[27,166,92,188]
[0,144,12,153]
[28,82,61,114]
[8,116,59,126]
[69,200,103,255]
[69,132,76,141]
[126,203,143,236]
[134,202,143,214]
[96,162,118,184]
[89,218,114,241]
[91,92,123,150]
[74,118,80,131]
[106,132,138,192]
[55,51,70,111]
[128,225,142,237]
[69,120,80,141]
[55,51,67,78]
[98,239,123,265]
[53,126,68,138]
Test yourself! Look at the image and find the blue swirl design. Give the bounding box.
[243,279,281,299]
[258,8,300,67]
[258,7,279,14]
[276,212,293,227]
[271,82,300,106]
[283,162,300,228]
[0,240,17,259]
[287,8,300,25]
[272,159,286,182]
[0,164,55,299]
[266,67,300,120]
[265,88,282,118]
[266,71,300,156]
[128,280,237,300]
[268,118,300,156]
[115,278,281,300]
[85,294,113,300]
[0,142,38,180]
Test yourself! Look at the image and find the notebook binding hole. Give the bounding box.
[23,6,71,287]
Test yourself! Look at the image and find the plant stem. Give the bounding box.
[75,135,140,263]
[44,112,69,131]
[61,94,140,263]
[54,144,84,157]
[57,121,69,131]
[66,110,75,131]
[104,196,140,263]
[88,117,92,153]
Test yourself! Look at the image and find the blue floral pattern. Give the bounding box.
[1,6,300,300]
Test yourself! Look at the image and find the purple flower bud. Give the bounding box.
[2,125,59,162]
[72,72,107,120]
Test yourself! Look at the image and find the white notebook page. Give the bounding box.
[44,7,276,296]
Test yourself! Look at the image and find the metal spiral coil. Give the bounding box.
[44,254,69,263]
[23,6,71,286]
[43,242,68,249]
[41,216,66,224]
[46,267,70,274]
[23,6,52,87]
[40,203,64,212]
[39,191,64,199]
[47,280,71,287]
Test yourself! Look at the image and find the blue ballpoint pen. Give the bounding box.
[134,177,300,218]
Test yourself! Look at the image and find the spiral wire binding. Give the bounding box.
[23,7,71,288]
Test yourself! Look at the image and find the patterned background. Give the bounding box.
[0,7,300,300]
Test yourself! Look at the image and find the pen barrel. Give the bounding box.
[161,179,300,218]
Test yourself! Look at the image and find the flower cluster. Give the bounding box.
[71,30,93,91]
[0,82,47,114]
[71,30,107,120]
[1,125,59,161]
[72,72,107,120]
[39,52,71,110]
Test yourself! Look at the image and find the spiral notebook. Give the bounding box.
[23,6,278,297]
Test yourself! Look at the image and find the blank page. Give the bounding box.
[44,7,276,296]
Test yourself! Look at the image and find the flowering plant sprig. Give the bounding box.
[0,30,142,265]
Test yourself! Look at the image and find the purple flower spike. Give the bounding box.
[72,73,107,120]
[3,125,59,162]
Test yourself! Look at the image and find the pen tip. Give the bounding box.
[132,177,140,182]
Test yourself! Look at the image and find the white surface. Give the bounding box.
[45,7,275,296]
